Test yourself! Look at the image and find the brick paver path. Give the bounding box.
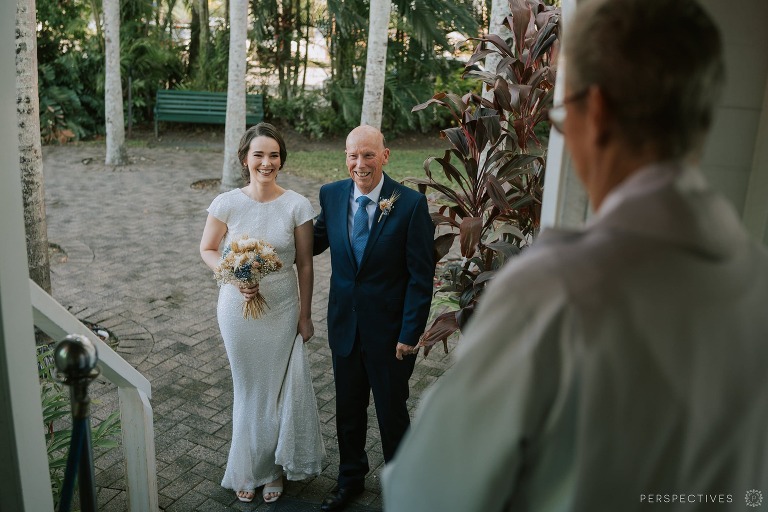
[43,144,455,511]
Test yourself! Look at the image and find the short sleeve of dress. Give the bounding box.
[293,194,316,227]
[207,193,230,223]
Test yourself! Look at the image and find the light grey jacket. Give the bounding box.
[382,163,768,511]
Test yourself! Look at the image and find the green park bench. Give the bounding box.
[154,89,264,137]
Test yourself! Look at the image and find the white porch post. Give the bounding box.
[0,0,54,507]
[541,0,590,229]
[742,78,768,244]
[119,387,159,511]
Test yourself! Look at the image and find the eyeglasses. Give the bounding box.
[548,88,590,134]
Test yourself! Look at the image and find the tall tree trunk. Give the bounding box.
[16,0,51,294]
[360,0,391,129]
[329,19,335,81]
[276,7,286,99]
[104,0,127,165]
[292,1,302,94]
[484,0,511,101]
[301,0,311,91]
[198,0,210,71]
[221,0,247,191]
[477,0,513,175]
[189,2,200,72]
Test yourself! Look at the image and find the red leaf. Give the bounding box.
[418,311,460,356]
[411,97,447,113]
[478,34,515,59]
[486,175,511,213]
[467,48,496,68]
[434,233,458,261]
[508,0,533,56]
[459,217,482,259]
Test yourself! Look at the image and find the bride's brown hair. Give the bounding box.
[237,123,288,183]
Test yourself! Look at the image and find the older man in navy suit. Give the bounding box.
[314,125,435,511]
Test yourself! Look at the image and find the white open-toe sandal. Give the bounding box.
[262,483,283,503]
[236,490,255,503]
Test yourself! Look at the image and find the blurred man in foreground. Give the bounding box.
[382,0,768,510]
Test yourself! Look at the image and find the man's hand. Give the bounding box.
[395,342,419,360]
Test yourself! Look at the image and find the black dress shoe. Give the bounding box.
[320,485,365,511]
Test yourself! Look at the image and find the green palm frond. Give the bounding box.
[392,0,478,49]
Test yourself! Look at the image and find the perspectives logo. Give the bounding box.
[640,494,732,505]
[640,490,765,507]
[746,490,763,508]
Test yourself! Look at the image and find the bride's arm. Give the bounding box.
[200,214,258,300]
[200,214,227,270]
[295,220,315,342]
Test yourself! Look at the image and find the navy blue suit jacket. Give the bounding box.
[314,173,436,358]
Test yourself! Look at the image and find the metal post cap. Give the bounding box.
[54,334,98,377]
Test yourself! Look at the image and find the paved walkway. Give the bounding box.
[43,144,455,511]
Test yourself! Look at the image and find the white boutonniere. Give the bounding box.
[378,190,401,222]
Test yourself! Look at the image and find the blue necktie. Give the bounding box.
[352,196,372,265]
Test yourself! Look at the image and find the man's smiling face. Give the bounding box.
[345,126,389,194]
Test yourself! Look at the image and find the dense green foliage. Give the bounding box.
[35,0,484,142]
[36,0,104,142]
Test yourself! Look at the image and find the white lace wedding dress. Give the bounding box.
[207,188,325,491]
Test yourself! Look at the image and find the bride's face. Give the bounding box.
[244,136,281,183]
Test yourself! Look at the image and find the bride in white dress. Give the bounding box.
[200,123,325,504]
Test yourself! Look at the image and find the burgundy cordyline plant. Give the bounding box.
[411,0,561,356]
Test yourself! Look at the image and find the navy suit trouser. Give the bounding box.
[332,330,416,488]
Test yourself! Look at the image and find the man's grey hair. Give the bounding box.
[565,0,725,160]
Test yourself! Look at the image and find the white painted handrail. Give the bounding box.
[29,281,150,395]
[30,280,158,511]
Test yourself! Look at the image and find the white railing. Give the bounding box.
[29,280,158,512]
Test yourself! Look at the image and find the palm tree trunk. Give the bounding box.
[276,7,286,99]
[301,0,311,91]
[484,0,512,101]
[189,2,200,71]
[198,0,210,71]
[292,1,302,94]
[221,0,248,191]
[329,19,335,81]
[360,0,391,129]
[104,0,127,165]
[16,0,51,294]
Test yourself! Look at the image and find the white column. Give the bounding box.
[119,387,159,512]
[1,0,54,508]
[540,0,590,229]
[742,77,768,244]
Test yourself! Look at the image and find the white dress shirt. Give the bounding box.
[382,163,768,511]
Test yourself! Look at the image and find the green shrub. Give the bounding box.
[267,90,343,139]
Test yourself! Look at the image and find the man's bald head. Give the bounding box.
[345,125,390,194]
